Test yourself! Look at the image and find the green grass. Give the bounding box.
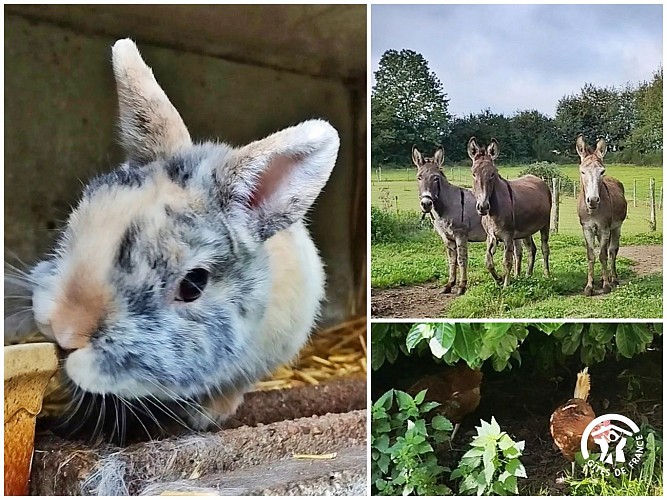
[564,428,663,496]
[372,164,663,236]
[371,213,662,318]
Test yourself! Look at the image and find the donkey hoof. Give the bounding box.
[457,286,467,296]
[583,286,594,297]
[602,283,612,294]
[442,284,454,294]
[611,278,620,286]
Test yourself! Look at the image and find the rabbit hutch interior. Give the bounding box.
[4,5,367,496]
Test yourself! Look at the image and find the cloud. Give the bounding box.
[372,4,663,117]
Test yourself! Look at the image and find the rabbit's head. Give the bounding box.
[26,39,339,401]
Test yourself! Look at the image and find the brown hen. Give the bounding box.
[407,362,483,440]
[550,367,597,472]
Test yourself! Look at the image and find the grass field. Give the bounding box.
[372,164,663,236]
[371,224,662,318]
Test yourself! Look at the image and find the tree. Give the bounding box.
[625,68,662,155]
[555,83,635,157]
[371,49,450,166]
[510,110,560,162]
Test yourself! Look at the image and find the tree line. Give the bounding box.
[371,49,663,167]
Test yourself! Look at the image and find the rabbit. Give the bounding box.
[4,38,340,431]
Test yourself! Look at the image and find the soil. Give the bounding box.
[371,244,663,319]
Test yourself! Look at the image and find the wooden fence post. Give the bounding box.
[377,166,382,183]
[659,185,663,210]
[649,178,656,231]
[633,179,637,208]
[395,196,400,213]
[550,178,559,233]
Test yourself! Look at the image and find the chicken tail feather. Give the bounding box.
[574,367,590,401]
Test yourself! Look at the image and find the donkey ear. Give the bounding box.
[112,39,192,165]
[575,135,588,160]
[467,137,480,160]
[595,138,607,159]
[433,147,444,168]
[412,145,424,168]
[223,119,339,241]
[487,139,499,160]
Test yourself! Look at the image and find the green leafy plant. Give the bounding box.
[371,389,453,495]
[450,417,527,495]
[519,161,575,194]
[372,322,662,372]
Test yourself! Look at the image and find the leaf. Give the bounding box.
[385,340,400,364]
[450,468,464,480]
[374,433,390,453]
[371,323,390,342]
[506,458,527,478]
[482,446,496,485]
[406,323,433,351]
[461,447,485,458]
[616,324,637,358]
[429,336,448,358]
[394,390,415,412]
[374,389,394,411]
[503,474,518,494]
[530,322,563,334]
[371,345,386,371]
[631,323,654,343]
[483,322,513,339]
[420,401,440,413]
[431,415,453,431]
[588,323,615,343]
[452,326,481,364]
[559,325,583,354]
[413,389,427,405]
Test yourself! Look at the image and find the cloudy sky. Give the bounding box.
[372,4,663,117]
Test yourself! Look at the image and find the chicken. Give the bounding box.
[550,367,601,473]
[407,362,483,441]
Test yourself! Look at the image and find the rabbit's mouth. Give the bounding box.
[63,346,173,400]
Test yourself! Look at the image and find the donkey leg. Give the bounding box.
[443,236,457,294]
[513,240,523,277]
[456,235,469,295]
[609,227,621,286]
[524,237,537,277]
[502,237,513,288]
[540,227,550,278]
[598,229,612,294]
[485,235,502,284]
[582,227,596,296]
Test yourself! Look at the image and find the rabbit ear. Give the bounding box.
[223,119,339,241]
[112,39,192,165]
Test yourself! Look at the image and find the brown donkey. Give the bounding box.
[576,135,627,296]
[413,145,526,294]
[468,137,551,287]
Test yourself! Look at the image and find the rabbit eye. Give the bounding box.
[176,268,209,302]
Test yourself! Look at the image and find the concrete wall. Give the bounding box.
[4,6,366,324]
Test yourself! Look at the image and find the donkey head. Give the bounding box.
[576,135,607,211]
[412,145,445,213]
[468,137,499,216]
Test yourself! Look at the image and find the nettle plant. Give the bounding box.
[451,417,527,496]
[371,389,453,496]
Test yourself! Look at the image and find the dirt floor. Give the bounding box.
[371,244,663,319]
[372,344,663,495]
